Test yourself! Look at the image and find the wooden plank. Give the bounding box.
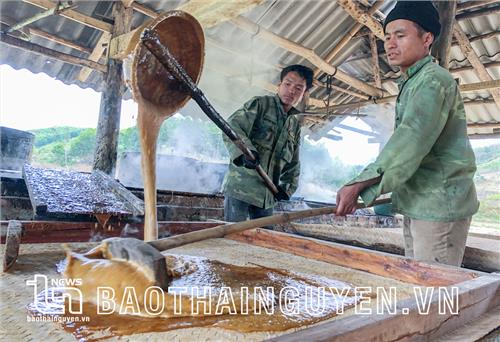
[28,27,92,54]
[454,23,500,108]
[368,33,381,88]
[131,2,158,18]
[336,0,384,39]
[227,229,478,286]
[92,170,144,215]
[435,306,500,341]
[0,33,107,73]
[457,0,500,12]
[458,79,500,92]
[77,31,111,82]
[288,224,500,273]
[270,274,500,341]
[21,165,46,216]
[0,220,221,243]
[230,16,384,98]
[431,1,457,69]
[467,122,500,129]
[22,0,113,32]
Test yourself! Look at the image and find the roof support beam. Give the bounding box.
[431,1,457,69]
[230,16,385,98]
[336,0,385,39]
[454,24,500,108]
[77,32,111,82]
[455,3,500,20]
[451,60,500,74]
[459,79,500,93]
[28,27,92,54]
[22,0,112,32]
[314,80,500,112]
[5,1,74,34]
[313,0,384,78]
[467,123,500,129]
[368,33,381,88]
[0,32,106,72]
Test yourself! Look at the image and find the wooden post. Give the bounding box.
[336,0,385,39]
[431,0,457,69]
[92,2,132,175]
[368,33,381,88]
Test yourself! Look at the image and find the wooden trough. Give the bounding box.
[1,224,498,341]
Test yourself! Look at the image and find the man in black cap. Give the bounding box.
[336,1,478,267]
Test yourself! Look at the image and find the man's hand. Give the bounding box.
[274,186,290,201]
[335,183,363,216]
[233,151,260,169]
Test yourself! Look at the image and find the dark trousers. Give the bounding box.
[224,195,273,222]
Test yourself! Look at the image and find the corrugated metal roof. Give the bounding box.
[0,0,499,138]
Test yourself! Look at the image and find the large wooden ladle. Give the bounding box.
[129,11,279,241]
[128,11,205,241]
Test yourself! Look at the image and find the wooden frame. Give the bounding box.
[225,229,499,341]
[1,221,498,339]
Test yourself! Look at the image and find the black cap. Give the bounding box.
[384,1,441,38]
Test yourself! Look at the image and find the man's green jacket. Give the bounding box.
[349,55,479,221]
[222,94,301,209]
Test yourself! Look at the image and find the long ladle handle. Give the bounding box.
[141,29,279,195]
[148,198,392,251]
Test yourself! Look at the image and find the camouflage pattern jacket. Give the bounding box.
[222,95,301,209]
[349,55,479,221]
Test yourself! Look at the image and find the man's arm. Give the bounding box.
[336,177,381,216]
[336,77,454,215]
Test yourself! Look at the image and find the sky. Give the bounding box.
[1,64,497,166]
[0,64,138,130]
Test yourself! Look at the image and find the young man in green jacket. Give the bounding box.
[336,1,479,267]
[222,64,313,222]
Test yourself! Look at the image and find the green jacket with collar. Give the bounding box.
[222,94,301,209]
[348,55,479,221]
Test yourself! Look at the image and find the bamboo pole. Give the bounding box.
[77,32,111,82]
